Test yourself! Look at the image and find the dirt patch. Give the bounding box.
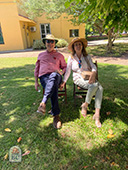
[58,48,128,66]
[0,48,128,66]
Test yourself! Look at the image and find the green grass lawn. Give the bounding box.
[0,55,128,170]
[87,43,128,57]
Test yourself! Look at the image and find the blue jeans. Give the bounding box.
[39,72,62,116]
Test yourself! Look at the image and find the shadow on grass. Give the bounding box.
[0,63,128,169]
[0,63,128,124]
[1,115,128,169]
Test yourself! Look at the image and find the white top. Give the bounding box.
[63,54,97,83]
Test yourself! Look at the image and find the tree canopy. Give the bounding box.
[18,0,128,51]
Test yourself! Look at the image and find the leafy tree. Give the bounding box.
[65,0,128,51]
[18,0,67,20]
[18,0,128,51]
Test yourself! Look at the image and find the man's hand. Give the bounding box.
[89,72,96,84]
[35,82,40,91]
[56,70,63,75]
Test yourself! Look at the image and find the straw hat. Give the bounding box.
[42,34,58,44]
[68,37,87,52]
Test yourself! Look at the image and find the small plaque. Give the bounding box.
[9,146,22,162]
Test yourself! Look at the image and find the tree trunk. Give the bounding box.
[107,28,117,52]
[107,29,113,52]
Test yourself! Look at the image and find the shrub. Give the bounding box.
[33,40,45,50]
[87,35,108,41]
[56,39,68,48]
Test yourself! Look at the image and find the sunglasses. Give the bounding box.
[78,59,82,68]
[46,40,55,44]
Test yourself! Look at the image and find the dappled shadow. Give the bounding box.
[63,64,128,126]
[0,111,127,169]
[0,63,128,169]
[1,63,128,127]
[0,63,128,124]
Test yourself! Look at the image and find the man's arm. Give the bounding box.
[60,54,67,74]
[35,76,40,91]
[34,57,40,91]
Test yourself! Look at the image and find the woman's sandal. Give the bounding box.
[81,103,87,118]
[93,114,102,128]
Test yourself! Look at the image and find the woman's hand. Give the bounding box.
[89,72,96,84]
[59,82,65,90]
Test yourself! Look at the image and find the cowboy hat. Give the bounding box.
[42,34,58,44]
[68,37,87,52]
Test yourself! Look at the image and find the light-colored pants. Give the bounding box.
[74,78,103,109]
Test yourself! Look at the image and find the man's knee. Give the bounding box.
[50,72,60,79]
[50,72,57,77]
[50,72,62,84]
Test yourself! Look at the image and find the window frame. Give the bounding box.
[40,23,51,39]
[69,29,79,38]
[0,24,4,44]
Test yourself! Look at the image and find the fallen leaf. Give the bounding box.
[112,143,116,146]
[111,162,116,166]
[106,156,110,160]
[108,129,113,135]
[26,77,29,80]
[4,153,8,160]
[107,134,115,138]
[5,128,11,132]
[106,111,111,116]
[104,96,111,100]
[83,166,88,169]
[93,166,96,169]
[22,150,30,156]
[111,162,119,167]
[88,153,92,156]
[17,137,22,143]
[126,165,128,169]
[61,132,66,138]
[101,159,105,162]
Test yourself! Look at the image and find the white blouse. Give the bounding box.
[63,54,97,83]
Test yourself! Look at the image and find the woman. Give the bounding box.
[61,37,103,128]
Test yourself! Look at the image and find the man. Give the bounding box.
[34,34,67,129]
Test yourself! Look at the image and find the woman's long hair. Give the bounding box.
[71,41,92,70]
[71,42,88,58]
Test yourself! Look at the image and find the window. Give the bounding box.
[0,24,4,44]
[40,24,51,39]
[69,29,79,37]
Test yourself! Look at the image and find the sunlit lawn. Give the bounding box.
[0,52,128,169]
[87,43,128,57]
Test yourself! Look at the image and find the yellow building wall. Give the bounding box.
[0,1,85,51]
[0,0,24,51]
[30,13,85,44]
